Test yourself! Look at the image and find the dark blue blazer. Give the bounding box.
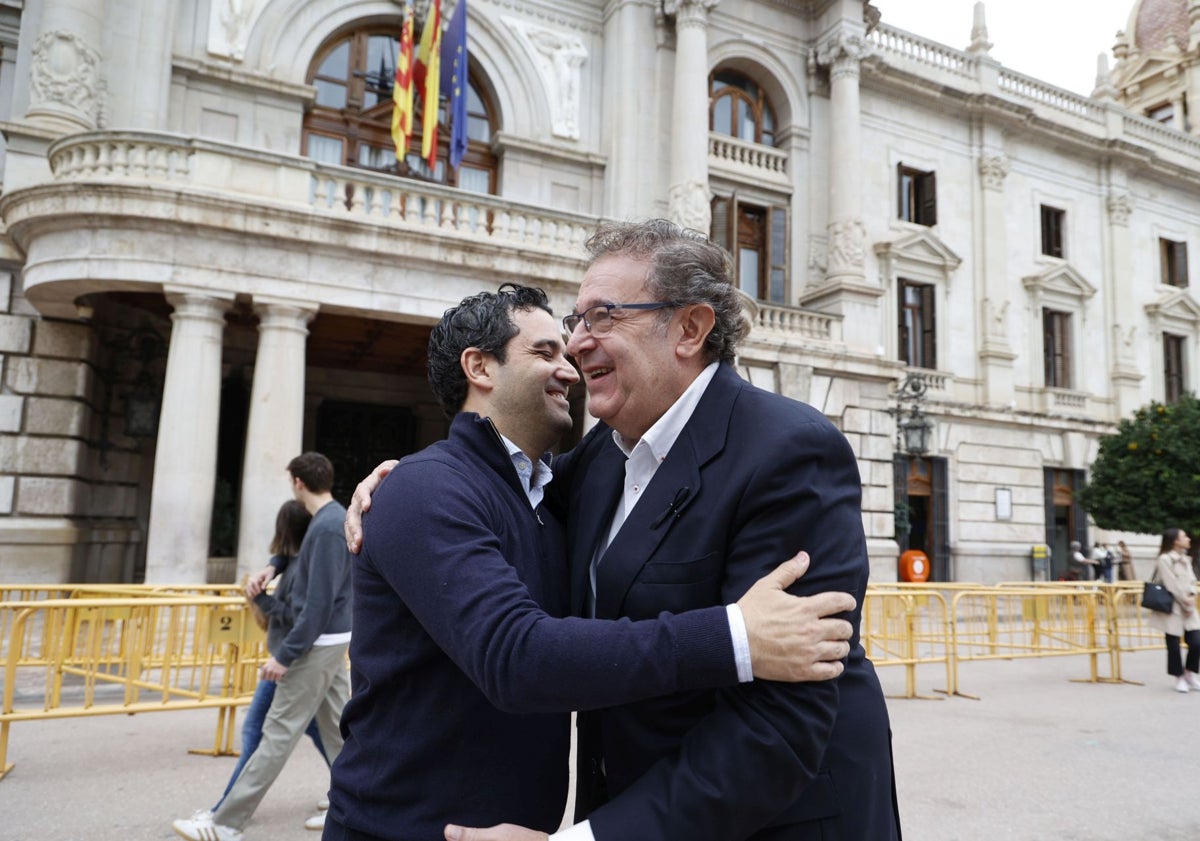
[557,364,901,841]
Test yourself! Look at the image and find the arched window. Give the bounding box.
[709,70,776,146]
[302,24,498,193]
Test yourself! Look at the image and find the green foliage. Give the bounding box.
[1076,394,1200,537]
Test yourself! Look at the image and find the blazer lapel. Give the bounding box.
[568,441,625,616]
[594,452,701,618]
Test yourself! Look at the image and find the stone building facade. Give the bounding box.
[0,0,1197,585]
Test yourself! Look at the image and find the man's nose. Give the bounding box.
[559,357,580,385]
[565,321,591,356]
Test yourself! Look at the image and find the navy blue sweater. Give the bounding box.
[328,413,736,840]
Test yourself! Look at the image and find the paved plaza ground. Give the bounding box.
[0,647,1195,840]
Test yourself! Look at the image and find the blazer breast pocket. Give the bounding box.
[636,551,721,586]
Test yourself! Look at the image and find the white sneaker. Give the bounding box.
[305,812,326,831]
[1174,676,1190,693]
[317,798,330,811]
[1186,672,1200,691]
[172,812,244,841]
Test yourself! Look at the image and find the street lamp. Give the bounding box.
[894,372,934,456]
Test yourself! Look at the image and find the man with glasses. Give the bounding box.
[348,221,899,841]
[327,284,857,841]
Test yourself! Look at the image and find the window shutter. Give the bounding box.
[921,284,937,368]
[1176,241,1189,287]
[768,205,788,303]
[921,170,937,226]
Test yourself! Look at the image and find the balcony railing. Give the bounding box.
[753,302,840,342]
[47,131,598,258]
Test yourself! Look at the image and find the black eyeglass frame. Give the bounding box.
[562,302,679,336]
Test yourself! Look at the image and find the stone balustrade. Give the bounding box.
[708,133,789,185]
[48,131,597,258]
[753,301,840,342]
[868,25,971,77]
[996,69,1104,122]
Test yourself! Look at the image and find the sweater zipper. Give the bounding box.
[482,417,544,526]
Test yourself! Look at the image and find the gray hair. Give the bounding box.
[584,219,748,364]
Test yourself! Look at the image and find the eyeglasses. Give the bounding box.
[562,302,678,336]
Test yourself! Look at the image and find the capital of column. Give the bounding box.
[816,30,870,75]
[668,179,712,233]
[663,0,720,22]
[164,291,232,326]
[978,153,1010,191]
[253,300,318,336]
[1106,190,1133,226]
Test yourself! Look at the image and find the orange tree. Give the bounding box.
[1076,395,1200,544]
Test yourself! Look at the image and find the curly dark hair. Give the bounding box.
[427,284,553,417]
[584,219,748,364]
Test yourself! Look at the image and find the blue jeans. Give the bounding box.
[213,679,329,810]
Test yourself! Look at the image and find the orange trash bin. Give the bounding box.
[899,549,930,582]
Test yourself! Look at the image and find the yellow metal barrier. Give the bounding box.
[861,588,953,699]
[0,595,266,780]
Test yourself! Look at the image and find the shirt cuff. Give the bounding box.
[549,819,595,841]
[727,603,753,683]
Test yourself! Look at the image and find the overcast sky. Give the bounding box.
[876,0,1137,95]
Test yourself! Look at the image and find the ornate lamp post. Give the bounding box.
[894,372,934,455]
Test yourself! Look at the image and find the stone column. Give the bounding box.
[817,30,869,286]
[103,0,177,129]
[144,293,231,583]
[1105,185,1142,415]
[235,301,317,578]
[664,0,719,232]
[24,0,104,131]
[977,152,1016,406]
[601,0,660,217]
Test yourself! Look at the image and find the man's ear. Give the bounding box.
[461,347,496,394]
[675,303,716,360]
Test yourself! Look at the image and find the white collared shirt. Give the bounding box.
[498,432,553,511]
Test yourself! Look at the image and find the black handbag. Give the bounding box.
[1141,573,1175,614]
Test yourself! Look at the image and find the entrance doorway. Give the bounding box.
[1044,468,1087,580]
[895,455,949,580]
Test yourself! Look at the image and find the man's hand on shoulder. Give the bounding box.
[445,824,547,841]
[344,459,400,553]
[737,551,856,683]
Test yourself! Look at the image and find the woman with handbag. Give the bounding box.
[1146,527,1200,693]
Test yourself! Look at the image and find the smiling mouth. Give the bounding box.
[587,368,613,380]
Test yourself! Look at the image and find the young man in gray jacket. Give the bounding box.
[174,451,352,841]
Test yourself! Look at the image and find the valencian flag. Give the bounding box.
[440,0,469,170]
[414,0,443,169]
[390,1,416,162]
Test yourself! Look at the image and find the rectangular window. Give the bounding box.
[1148,103,1175,126]
[1164,333,1186,403]
[898,165,937,226]
[711,195,788,303]
[1043,308,1072,389]
[898,279,936,368]
[1160,238,1189,287]
[1040,205,1065,258]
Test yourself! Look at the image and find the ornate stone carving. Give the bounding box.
[504,17,588,140]
[662,0,721,18]
[1114,323,1137,356]
[30,31,101,126]
[1107,190,1133,226]
[978,154,1010,191]
[985,298,1010,338]
[669,179,712,233]
[816,30,870,69]
[826,218,866,276]
[207,0,267,62]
